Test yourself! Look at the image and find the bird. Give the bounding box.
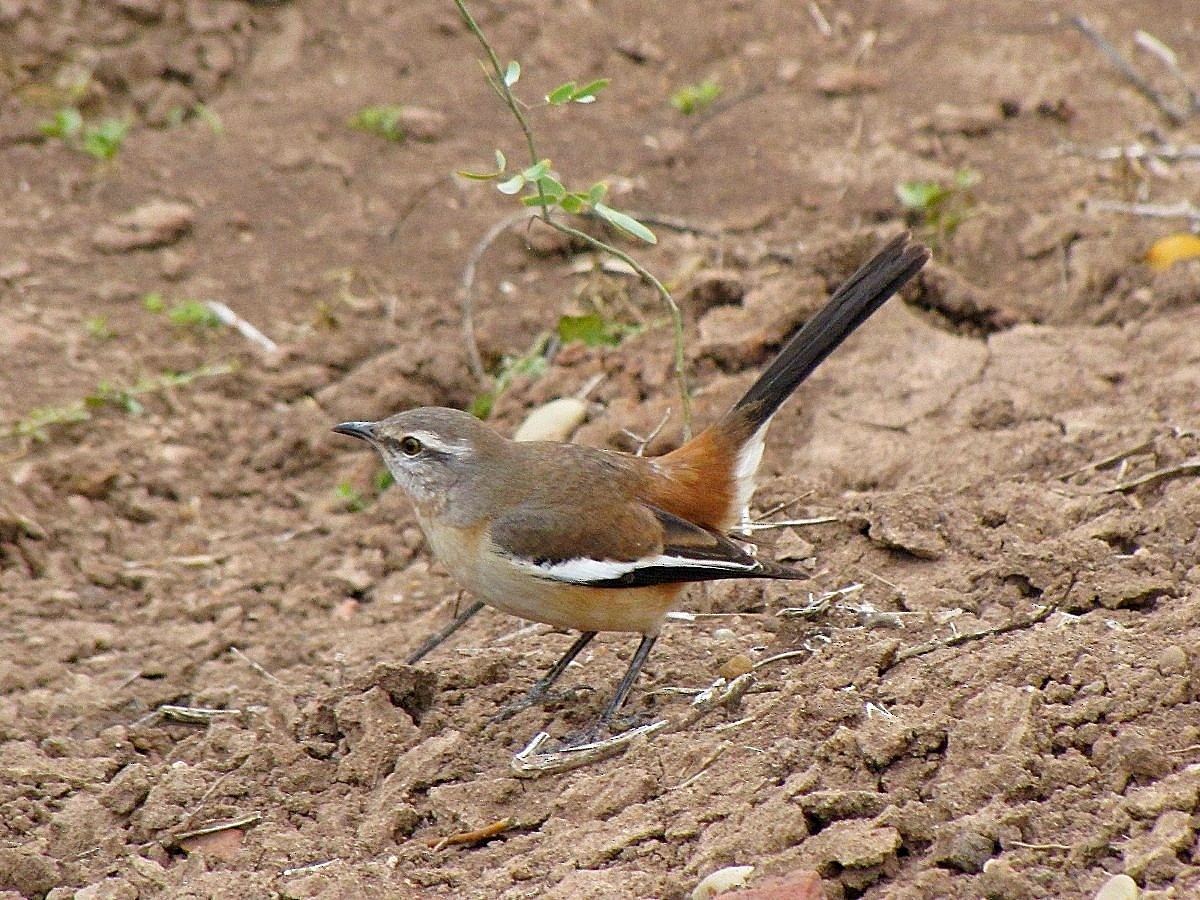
[333,232,929,739]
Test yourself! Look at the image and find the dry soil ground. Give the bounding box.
[3,1,1200,898]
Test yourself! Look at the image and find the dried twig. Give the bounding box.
[777,583,864,618]
[886,605,1055,668]
[1134,30,1200,113]
[204,301,277,353]
[282,859,338,877]
[670,744,728,790]
[1059,142,1200,162]
[1054,434,1157,480]
[738,515,839,532]
[807,1,833,37]
[1070,15,1188,125]
[230,646,283,685]
[173,813,261,844]
[1091,457,1200,494]
[430,817,515,850]
[510,673,756,777]
[1085,199,1200,223]
[622,407,672,457]
[1007,840,1072,852]
[753,648,811,671]
[511,721,668,777]
[157,705,242,724]
[460,210,537,384]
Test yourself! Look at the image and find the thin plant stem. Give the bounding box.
[451,0,692,436]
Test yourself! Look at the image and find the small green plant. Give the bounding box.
[7,363,234,442]
[143,293,223,333]
[896,168,981,246]
[335,468,395,512]
[81,118,129,160]
[335,481,368,513]
[349,105,406,142]
[469,334,552,420]
[373,468,394,493]
[165,103,225,134]
[556,312,640,347]
[39,107,129,160]
[39,107,83,141]
[452,0,692,431]
[85,316,115,340]
[670,79,722,115]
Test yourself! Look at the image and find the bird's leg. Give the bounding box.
[405,597,486,665]
[491,631,597,723]
[560,634,658,747]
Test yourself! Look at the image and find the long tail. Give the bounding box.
[649,232,928,530]
[731,232,929,431]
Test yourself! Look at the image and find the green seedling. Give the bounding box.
[452,0,691,431]
[670,79,721,115]
[335,481,368,513]
[165,103,225,134]
[39,107,83,142]
[85,316,115,340]
[143,293,223,333]
[335,468,395,512]
[81,118,128,160]
[7,363,234,443]
[896,168,981,247]
[556,312,640,348]
[39,107,129,160]
[469,334,552,420]
[349,105,406,142]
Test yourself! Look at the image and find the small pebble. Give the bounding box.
[711,627,737,643]
[719,653,753,680]
[1157,645,1187,676]
[1094,873,1139,900]
[513,398,587,443]
[692,865,753,900]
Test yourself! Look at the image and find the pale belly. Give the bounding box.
[419,515,678,634]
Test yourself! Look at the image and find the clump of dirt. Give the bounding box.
[3,2,1200,898]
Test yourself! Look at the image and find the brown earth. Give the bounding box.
[3,1,1200,898]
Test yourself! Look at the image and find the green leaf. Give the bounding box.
[503,60,521,87]
[497,174,525,194]
[955,167,981,189]
[587,182,607,203]
[571,78,609,102]
[895,180,945,210]
[494,149,507,171]
[670,79,722,115]
[546,81,577,105]
[349,105,405,142]
[593,202,657,244]
[457,168,500,181]
[81,119,129,160]
[556,313,631,347]
[559,193,585,214]
[536,174,565,200]
[39,107,82,139]
[521,160,550,180]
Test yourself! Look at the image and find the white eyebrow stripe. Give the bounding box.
[507,552,760,584]
[407,430,470,456]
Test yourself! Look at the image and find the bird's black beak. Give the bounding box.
[332,421,377,442]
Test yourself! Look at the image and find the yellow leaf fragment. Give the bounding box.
[1145,233,1200,271]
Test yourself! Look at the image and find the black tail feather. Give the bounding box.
[731,233,929,430]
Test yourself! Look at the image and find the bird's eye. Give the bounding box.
[399,436,423,457]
